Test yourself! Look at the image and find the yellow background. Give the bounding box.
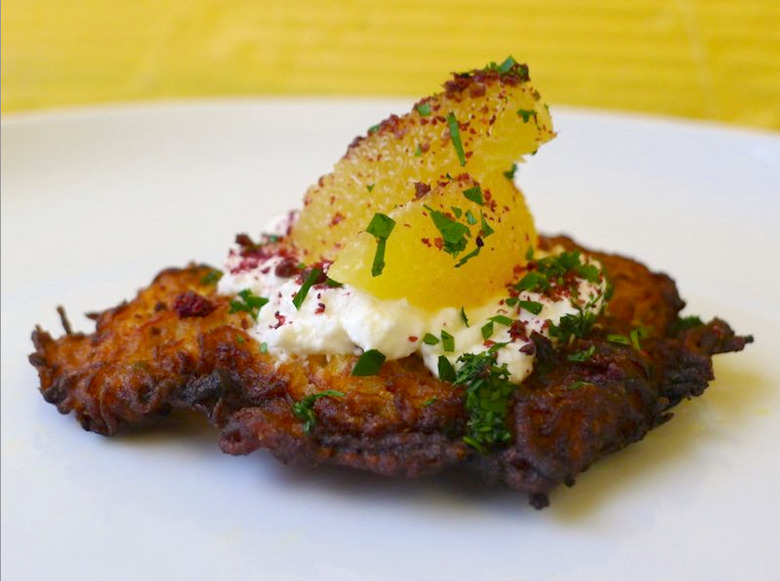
[2,0,779,129]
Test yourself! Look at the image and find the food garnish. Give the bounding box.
[29,58,752,509]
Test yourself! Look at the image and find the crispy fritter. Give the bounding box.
[29,236,751,507]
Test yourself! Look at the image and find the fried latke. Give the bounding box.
[30,236,751,507]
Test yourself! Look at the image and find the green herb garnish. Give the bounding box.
[503,163,518,180]
[416,102,432,116]
[455,351,516,453]
[548,310,597,343]
[492,56,517,74]
[422,333,440,345]
[366,212,396,276]
[292,267,321,310]
[292,390,344,433]
[671,316,704,334]
[351,349,386,376]
[441,330,455,352]
[200,269,223,285]
[518,300,543,315]
[229,289,269,320]
[481,321,494,340]
[607,334,631,345]
[446,112,467,166]
[517,109,537,123]
[259,342,268,354]
[366,183,375,192]
[462,185,484,206]
[489,315,514,327]
[480,212,494,237]
[460,307,470,327]
[565,380,591,391]
[567,345,596,362]
[437,356,456,382]
[425,205,470,257]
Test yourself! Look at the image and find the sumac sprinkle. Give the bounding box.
[274,257,301,278]
[414,182,431,199]
[173,291,215,319]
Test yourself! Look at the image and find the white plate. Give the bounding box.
[2,101,779,581]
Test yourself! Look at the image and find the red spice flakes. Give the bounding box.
[421,238,432,247]
[274,257,300,278]
[509,320,529,341]
[235,233,255,248]
[519,341,536,355]
[414,182,431,199]
[408,336,418,342]
[173,291,215,319]
[434,237,444,250]
[273,312,286,329]
[315,303,326,314]
[330,213,345,227]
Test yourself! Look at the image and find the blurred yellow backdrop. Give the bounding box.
[2,0,778,128]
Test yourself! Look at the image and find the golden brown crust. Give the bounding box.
[29,238,752,506]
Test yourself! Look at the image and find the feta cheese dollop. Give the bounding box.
[218,222,609,385]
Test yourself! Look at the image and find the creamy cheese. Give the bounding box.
[218,230,609,384]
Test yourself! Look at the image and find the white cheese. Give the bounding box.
[218,240,608,384]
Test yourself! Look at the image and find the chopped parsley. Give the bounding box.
[441,330,456,352]
[608,327,648,350]
[565,380,591,391]
[455,351,517,453]
[446,112,467,166]
[489,315,513,327]
[487,56,518,75]
[366,183,375,192]
[437,356,456,382]
[503,163,518,180]
[517,108,537,123]
[567,344,596,362]
[424,205,470,257]
[366,212,396,276]
[480,212,495,238]
[422,333,440,345]
[422,396,438,407]
[460,307,470,327]
[518,300,543,315]
[548,310,597,344]
[292,390,344,433]
[671,315,704,334]
[481,321,494,340]
[229,289,269,320]
[351,349,386,376]
[416,102,432,116]
[292,267,321,310]
[200,269,223,285]
[259,342,268,353]
[462,185,484,206]
[515,250,603,296]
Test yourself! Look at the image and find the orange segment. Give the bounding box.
[291,60,554,264]
[327,173,536,310]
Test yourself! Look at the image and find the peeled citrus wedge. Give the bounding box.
[327,173,536,310]
[290,58,555,311]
